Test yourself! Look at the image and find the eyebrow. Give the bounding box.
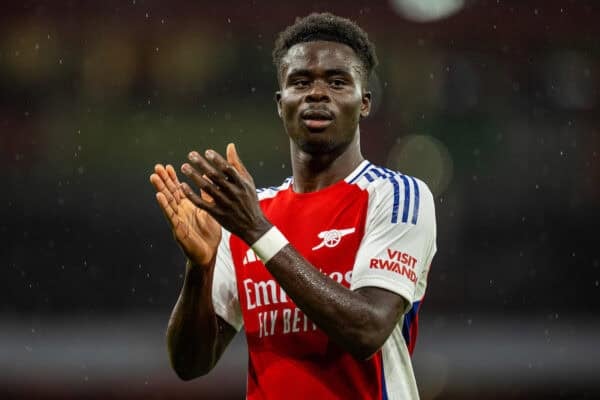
[286,68,353,79]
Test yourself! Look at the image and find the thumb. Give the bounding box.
[226,143,253,182]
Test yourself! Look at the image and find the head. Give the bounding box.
[272,13,378,155]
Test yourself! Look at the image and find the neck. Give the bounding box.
[290,131,364,193]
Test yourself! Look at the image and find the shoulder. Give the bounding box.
[349,162,434,226]
[256,177,293,201]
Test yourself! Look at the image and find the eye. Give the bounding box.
[330,79,346,88]
[293,79,310,88]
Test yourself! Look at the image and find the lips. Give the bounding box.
[300,109,334,131]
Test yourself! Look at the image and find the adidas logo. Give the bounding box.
[243,248,260,266]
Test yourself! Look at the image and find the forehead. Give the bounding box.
[281,41,362,77]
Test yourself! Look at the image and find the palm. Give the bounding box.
[150,164,221,267]
[176,197,221,265]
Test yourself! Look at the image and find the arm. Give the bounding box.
[149,164,236,379]
[262,249,406,360]
[180,145,408,360]
[166,259,236,379]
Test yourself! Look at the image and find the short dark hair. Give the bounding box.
[272,13,378,86]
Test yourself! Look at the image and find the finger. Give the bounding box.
[205,149,241,185]
[155,192,178,228]
[155,164,181,204]
[181,164,228,206]
[166,164,183,201]
[180,182,219,215]
[200,174,215,203]
[226,143,254,183]
[157,192,193,244]
[150,171,178,212]
[166,164,181,185]
[226,143,248,178]
[149,170,166,192]
[188,151,232,191]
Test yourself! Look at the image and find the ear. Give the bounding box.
[275,91,282,118]
[360,91,372,118]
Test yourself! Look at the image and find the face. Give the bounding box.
[276,41,371,155]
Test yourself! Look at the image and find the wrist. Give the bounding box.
[251,226,289,264]
[241,217,273,245]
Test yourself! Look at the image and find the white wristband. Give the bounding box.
[251,227,289,264]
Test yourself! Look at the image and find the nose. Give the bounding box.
[305,80,330,103]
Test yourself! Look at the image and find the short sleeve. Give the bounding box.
[212,228,243,331]
[350,176,437,312]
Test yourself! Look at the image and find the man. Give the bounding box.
[149,13,436,399]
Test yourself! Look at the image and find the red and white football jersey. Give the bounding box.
[212,160,437,400]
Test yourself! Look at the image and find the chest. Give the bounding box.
[229,185,369,345]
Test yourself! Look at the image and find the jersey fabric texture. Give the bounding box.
[212,160,437,400]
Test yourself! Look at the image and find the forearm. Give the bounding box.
[166,260,219,379]
[264,245,402,359]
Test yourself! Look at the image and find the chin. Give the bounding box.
[297,137,343,155]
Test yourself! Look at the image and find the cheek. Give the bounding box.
[280,95,300,120]
[339,94,363,122]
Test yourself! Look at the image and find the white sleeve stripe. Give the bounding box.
[346,161,373,183]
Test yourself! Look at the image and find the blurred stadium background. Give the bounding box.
[2,0,599,398]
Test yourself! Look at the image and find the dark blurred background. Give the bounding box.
[2,0,599,398]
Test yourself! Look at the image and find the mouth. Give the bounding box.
[300,109,334,131]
